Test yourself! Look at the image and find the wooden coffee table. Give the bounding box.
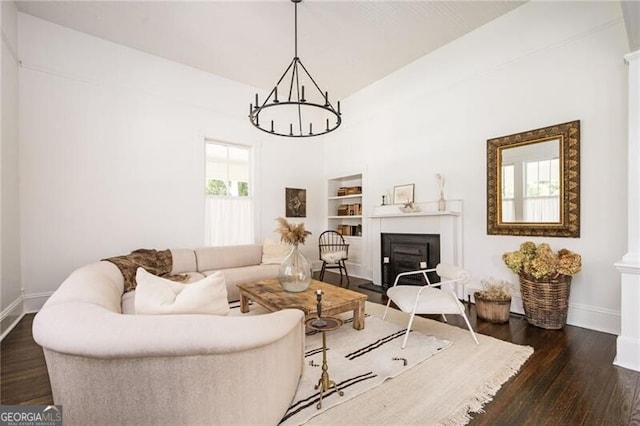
[237,279,367,330]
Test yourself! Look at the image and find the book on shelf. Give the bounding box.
[336,186,362,197]
[337,203,362,216]
[336,224,362,236]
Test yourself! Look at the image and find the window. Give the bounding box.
[205,141,254,246]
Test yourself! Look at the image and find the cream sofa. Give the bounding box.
[33,244,305,426]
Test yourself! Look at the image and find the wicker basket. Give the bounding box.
[474,293,511,323]
[519,274,572,329]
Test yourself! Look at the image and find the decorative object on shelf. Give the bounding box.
[474,278,513,323]
[285,187,307,217]
[381,195,386,206]
[276,217,313,292]
[503,241,582,329]
[248,0,341,138]
[393,184,415,205]
[436,173,446,211]
[398,201,421,213]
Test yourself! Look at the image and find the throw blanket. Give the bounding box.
[104,249,187,293]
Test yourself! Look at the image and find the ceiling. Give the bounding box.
[15,0,531,100]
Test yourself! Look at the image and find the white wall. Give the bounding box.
[257,137,325,264]
[326,1,629,334]
[1,1,23,336]
[15,2,631,335]
[18,13,324,307]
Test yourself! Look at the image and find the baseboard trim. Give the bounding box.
[464,284,620,335]
[23,292,54,313]
[0,297,25,342]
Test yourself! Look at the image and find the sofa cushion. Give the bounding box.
[170,249,198,274]
[195,245,263,272]
[202,264,280,302]
[134,268,229,315]
[261,238,291,265]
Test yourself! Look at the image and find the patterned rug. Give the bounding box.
[279,315,451,426]
[229,301,533,425]
[302,303,534,425]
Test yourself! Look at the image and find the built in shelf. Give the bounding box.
[328,194,362,200]
[328,215,363,219]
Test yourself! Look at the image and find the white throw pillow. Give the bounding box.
[134,268,229,315]
[262,237,292,264]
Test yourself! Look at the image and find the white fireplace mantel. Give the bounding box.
[369,210,460,218]
[367,200,464,292]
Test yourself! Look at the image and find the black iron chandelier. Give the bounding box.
[249,0,341,138]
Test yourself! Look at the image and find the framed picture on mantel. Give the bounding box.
[393,184,414,204]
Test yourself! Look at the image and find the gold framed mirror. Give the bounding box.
[487,120,580,238]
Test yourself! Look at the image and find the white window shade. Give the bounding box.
[205,141,254,246]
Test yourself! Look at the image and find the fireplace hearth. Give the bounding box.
[381,233,440,290]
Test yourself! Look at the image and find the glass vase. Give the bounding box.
[278,243,312,292]
[438,191,446,211]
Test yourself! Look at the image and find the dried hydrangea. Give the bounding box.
[502,251,526,274]
[503,241,581,279]
[275,217,312,245]
[478,278,513,301]
[520,241,537,259]
[527,251,558,279]
[557,249,582,276]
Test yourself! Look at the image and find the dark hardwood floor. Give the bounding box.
[2,272,639,425]
[1,313,52,405]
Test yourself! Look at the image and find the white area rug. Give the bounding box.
[302,302,534,426]
[279,315,451,426]
[230,300,533,425]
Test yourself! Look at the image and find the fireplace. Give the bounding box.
[381,233,440,290]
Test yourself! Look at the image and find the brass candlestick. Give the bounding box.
[311,290,327,328]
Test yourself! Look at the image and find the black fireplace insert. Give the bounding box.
[381,233,440,290]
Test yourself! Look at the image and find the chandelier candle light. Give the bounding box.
[249,0,342,138]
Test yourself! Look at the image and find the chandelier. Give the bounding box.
[249,0,342,138]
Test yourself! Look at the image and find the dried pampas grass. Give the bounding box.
[276,217,312,245]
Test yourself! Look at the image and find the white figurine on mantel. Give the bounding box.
[436,173,446,211]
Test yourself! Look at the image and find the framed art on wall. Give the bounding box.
[285,188,307,217]
[393,184,415,204]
